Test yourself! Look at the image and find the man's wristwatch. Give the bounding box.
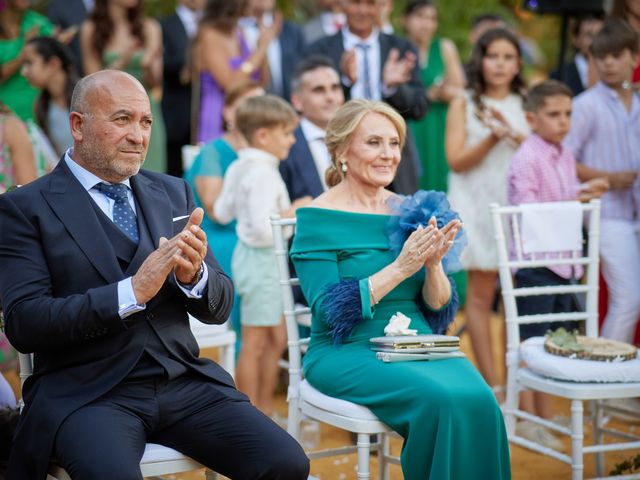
[182,263,205,289]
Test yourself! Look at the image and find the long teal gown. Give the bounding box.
[290,207,510,480]
[184,138,241,345]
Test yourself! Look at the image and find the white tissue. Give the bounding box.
[384,312,418,336]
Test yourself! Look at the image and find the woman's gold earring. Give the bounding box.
[341,163,348,173]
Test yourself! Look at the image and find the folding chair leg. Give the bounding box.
[356,433,371,480]
[222,345,235,379]
[570,400,584,480]
[378,433,390,480]
[592,400,605,478]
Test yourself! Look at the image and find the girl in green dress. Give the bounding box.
[291,99,511,480]
[404,0,464,193]
[80,0,166,174]
[0,0,54,121]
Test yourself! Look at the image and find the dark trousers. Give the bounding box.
[54,373,309,480]
[515,267,580,340]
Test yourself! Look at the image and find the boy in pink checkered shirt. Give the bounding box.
[506,80,608,450]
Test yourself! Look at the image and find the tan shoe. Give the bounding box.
[603,398,640,424]
[516,420,565,452]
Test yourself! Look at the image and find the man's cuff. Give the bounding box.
[176,264,208,298]
[117,277,146,319]
[341,74,353,87]
[381,83,398,98]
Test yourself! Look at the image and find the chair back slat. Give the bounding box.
[490,200,601,356]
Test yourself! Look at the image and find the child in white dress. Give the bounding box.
[445,28,529,400]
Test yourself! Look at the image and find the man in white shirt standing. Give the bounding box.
[280,56,345,201]
[240,0,306,101]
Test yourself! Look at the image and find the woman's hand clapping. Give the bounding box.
[394,217,462,278]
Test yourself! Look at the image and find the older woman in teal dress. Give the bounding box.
[290,100,510,480]
[184,82,265,346]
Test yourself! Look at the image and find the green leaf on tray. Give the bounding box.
[545,327,590,353]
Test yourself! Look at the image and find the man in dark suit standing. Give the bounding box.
[47,0,91,75]
[280,55,344,201]
[240,0,306,101]
[551,14,604,96]
[305,0,428,194]
[0,70,309,480]
[161,0,203,178]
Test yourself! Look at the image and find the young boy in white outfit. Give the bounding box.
[214,95,311,418]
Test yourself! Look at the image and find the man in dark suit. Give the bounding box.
[302,0,345,45]
[240,0,306,101]
[305,0,428,194]
[280,55,344,201]
[551,14,604,96]
[0,70,309,480]
[47,0,90,75]
[161,0,202,178]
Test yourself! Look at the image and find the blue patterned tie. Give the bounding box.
[96,182,139,243]
[356,43,373,99]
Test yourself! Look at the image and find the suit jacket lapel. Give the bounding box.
[295,128,324,197]
[379,33,391,77]
[42,161,122,284]
[130,172,172,249]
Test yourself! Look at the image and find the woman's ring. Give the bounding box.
[418,249,423,256]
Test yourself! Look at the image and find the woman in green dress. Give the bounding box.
[184,81,264,348]
[0,0,54,121]
[290,99,510,480]
[404,0,464,193]
[80,0,166,174]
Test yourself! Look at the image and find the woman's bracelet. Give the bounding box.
[368,276,379,305]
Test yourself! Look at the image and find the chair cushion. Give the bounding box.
[300,379,379,420]
[521,337,640,383]
[141,443,193,463]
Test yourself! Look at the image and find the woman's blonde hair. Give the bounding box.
[324,99,406,188]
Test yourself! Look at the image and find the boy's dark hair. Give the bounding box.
[235,94,298,142]
[590,18,639,58]
[525,80,573,112]
[404,0,434,16]
[291,55,338,93]
[571,13,604,38]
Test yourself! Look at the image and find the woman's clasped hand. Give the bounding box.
[395,217,462,276]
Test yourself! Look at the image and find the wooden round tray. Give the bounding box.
[544,335,638,362]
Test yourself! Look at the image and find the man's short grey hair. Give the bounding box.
[70,70,144,113]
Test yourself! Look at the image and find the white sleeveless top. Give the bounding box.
[447,91,529,270]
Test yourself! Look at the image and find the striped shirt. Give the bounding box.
[507,133,582,279]
[564,81,640,221]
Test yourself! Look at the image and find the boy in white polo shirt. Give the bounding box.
[214,94,311,419]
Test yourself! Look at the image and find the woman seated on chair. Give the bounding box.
[290,99,511,480]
